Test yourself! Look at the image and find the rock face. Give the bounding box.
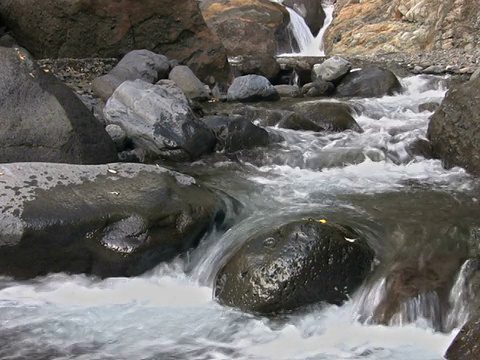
[427,77,480,175]
[445,314,480,360]
[0,46,118,164]
[0,0,232,86]
[104,80,216,162]
[325,0,480,56]
[0,162,225,279]
[214,218,374,314]
[199,0,290,58]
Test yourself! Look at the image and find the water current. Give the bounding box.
[1,76,479,359]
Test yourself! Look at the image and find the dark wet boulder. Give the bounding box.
[335,66,403,98]
[0,162,226,279]
[427,77,480,176]
[202,115,269,152]
[227,75,280,102]
[214,218,374,314]
[104,79,216,162]
[302,79,335,97]
[0,46,118,164]
[291,101,363,132]
[92,49,170,102]
[0,0,233,88]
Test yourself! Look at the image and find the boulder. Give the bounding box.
[0,162,226,279]
[199,0,290,58]
[302,79,335,97]
[104,79,216,162]
[274,84,302,98]
[227,75,280,102]
[427,77,480,175]
[283,0,326,36]
[92,49,170,102]
[229,54,281,81]
[335,67,403,98]
[105,124,128,152]
[202,115,269,152]
[169,65,210,102]
[311,56,351,83]
[291,101,363,132]
[445,314,480,359]
[214,218,375,314]
[0,46,118,164]
[0,0,233,87]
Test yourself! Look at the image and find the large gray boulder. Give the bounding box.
[215,218,374,314]
[227,75,280,103]
[427,77,480,176]
[335,66,403,98]
[0,46,118,164]
[311,56,351,83]
[0,162,226,279]
[104,79,216,161]
[92,49,170,102]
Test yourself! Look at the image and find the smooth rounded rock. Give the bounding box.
[227,75,280,102]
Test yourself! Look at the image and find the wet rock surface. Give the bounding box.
[0,162,226,279]
[215,218,375,314]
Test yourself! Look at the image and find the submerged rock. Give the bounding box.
[214,218,374,314]
[0,162,226,279]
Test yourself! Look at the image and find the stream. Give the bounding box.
[1,75,480,359]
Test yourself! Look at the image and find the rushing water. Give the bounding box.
[1,76,479,359]
[278,1,335,56]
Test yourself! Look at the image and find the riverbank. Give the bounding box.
[38,48,479,98]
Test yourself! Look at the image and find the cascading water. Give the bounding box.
[277,0,335,56]
[1,75,479,360]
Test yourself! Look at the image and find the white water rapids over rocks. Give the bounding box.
[1,76,479,359]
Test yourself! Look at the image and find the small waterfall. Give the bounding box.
[351,258,478,332]
[280,1,335,56]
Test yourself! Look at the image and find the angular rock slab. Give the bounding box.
[104,79,216,161]
[215,218,374,314]
[0,162,225,279]
[0,46,118,164]
[445,314,480,359]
